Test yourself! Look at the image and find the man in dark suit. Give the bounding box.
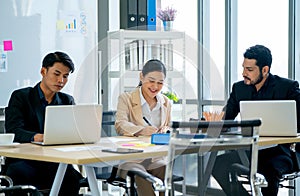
[5,51,83,195]
[212,45,300,196]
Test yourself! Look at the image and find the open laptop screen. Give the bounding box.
[240,100,297,136]
[34,104,102,145]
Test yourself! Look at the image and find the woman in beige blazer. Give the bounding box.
[115,59,171,196]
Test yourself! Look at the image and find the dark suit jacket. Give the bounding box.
[223,73,300,171]
[5,82,75,143]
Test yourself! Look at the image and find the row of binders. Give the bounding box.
[120,0,156,30]
[125,40,173,71]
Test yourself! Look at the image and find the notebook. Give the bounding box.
[32,104,102,145]
[240,100,298,136]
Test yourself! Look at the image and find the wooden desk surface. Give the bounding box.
[0,136,299,165]
[0,136,167,165]
[258,136,300,146]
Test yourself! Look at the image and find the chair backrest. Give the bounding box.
[0,108,5,134]
[101,110,116,137]
[164,119,261,196]
[0,121,4,134]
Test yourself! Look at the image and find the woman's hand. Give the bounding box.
[157,126,170,133]
[134,126,158,136]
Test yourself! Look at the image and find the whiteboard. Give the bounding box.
[0,0,99,106]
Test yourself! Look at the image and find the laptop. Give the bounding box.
[32,104,102,145]
[240,100,298,136]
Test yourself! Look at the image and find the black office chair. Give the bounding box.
[230,143,300,195]
[0,109,54,196]
[277,143,300,195]
[102,165,183,196]
[0,161,40,195]
[229,163,268,195]
[138,120,264,196]
[0,175,40,196]
[101,110,117,137]
[81,111,183,195]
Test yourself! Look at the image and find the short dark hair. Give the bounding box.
[243,45,272,70]
[42,51,75,73]
[138,59,167,86]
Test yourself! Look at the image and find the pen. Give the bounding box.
[143,117,152,126]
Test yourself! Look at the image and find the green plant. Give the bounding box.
[162,91,179,102]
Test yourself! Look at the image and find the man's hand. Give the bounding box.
[33,133,44,142]
[203,111,225,121]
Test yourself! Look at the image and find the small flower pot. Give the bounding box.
[163,21,173,31]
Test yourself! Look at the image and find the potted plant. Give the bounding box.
[157,6,177,31]
[162,91,179,103]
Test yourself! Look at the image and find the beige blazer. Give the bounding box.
[115,87,171,136]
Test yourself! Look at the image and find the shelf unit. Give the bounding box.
[107,29,186,121]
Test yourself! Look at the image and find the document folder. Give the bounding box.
[147,0,156,30]
[137,0,147,30]
[128,0,138,29]
[120,0,138,29]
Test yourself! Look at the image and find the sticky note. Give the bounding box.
[3,40,13,51]
[56,20,65,30]
[122,143,135,147]
[121,142,154,147]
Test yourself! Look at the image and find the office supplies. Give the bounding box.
[137,0,147,30]
[147,0,156,30]
[32,104,102,145]
[102,148,143,154]
[151,133,170,145]
[143,116,152,126]
[151,133,208,145]
[240,100,298,136]
[120,0,138,29]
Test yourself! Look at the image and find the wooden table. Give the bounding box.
[0,136,299,196]
[0,136,167,196]
[259,136,300,146]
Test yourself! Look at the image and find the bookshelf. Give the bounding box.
[107,29,186,120]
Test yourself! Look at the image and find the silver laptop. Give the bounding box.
[32,104,102,145]
[240,100,298,136]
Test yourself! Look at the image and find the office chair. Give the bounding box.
[160,119,264,196]
[116,120,263,195]
[0,110,41,195]
[81,111,183,196]
[0,176,40,196]
[230,144,300,195]
[277,142,300,195]
[101,110,117,137]
[279,171,300,195]
[0,160,39,195]
[101,165,183,196]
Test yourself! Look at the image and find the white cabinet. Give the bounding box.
[107,30,186,120]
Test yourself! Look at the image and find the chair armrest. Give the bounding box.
[0,175,13,187]
[0,185,38,194]
[127,169,165,191]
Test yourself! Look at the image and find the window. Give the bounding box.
[295,0,300,80]
[236,0,289,81]
[202,0,225,102]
